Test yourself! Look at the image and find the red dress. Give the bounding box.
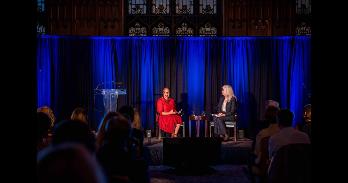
[156,97,183,134]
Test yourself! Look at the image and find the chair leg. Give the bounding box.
[183,122,185,137]
[209,126,211,137]
[158,125,161,140]
[234,126,237,142]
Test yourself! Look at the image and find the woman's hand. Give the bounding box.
[217,113,225,117]
[162,110,177,115]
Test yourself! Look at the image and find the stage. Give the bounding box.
[143,137,253,166]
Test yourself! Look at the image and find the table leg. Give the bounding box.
[196,120,200,137]
[189,120,191,137]
[205,120,208,137]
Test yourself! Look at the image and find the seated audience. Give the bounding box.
[71,107,89,124]
[51,120,96,154]
[37,112,52,152]
[37,106,56,130]
[248,106,280,183]
[118,105,144,158]
[95,112,119,150]
[268,109,311,159]
[257,100,280,133]
[97,114,149,183]
[254,106,280,165]
[268,143,311,183]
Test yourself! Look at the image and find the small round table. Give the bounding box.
[189,115,208,137]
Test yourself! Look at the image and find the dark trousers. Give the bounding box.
[213,116,233,136]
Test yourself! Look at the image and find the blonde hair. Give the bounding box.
[133,108,142,130]
[222,85,236,101]
[70,107,88,124]
[37,106,56,127]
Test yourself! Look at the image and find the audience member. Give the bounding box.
[95,112,119,150]
[119,105,144,158]
[37,143,106,183]
[37,106,56,129]
[71,107,89,125]
[37,112,52,151]
[268,109,310,159]
[97,115,149,183]
[51,120,96,154]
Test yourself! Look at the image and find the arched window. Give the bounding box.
[152,0,170,14]
[295,0,311,35]
[126,0,221,36]
[199,0,216,14]
[176,0,193,14]
[37,0,46,34]
[129,0,147,14]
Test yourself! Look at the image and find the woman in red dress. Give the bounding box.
[156,88,183,137]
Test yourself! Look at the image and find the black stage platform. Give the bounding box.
[143,137,253,166]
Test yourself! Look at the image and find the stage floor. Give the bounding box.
[143,137,253,166]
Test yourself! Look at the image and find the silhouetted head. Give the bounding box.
[37,112,51,140]
[118,105,134,122]
[52,120,96,153]
[95,112,120,150]
[104,115,131,145]
[37,106,56,127]
[278,109,294,128]
[265,106,280,124]
[265,100,280,110]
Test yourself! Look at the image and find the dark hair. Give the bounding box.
[118,105,134,122]
[104,116,131,144]
[265,106,280,124]
[278,109,294,127]
[52,120,96,153]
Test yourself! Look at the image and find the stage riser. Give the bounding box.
[143,138,252,166]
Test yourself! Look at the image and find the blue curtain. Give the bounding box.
[91,38,115,89]
[139,39,156,130]
[37,37,55,107]
[289,37,311,125]
[37,40,49,108]
[275,37,293,109]
[178,38,206,115]
[37,36,311,134]
[222,37,254,129]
